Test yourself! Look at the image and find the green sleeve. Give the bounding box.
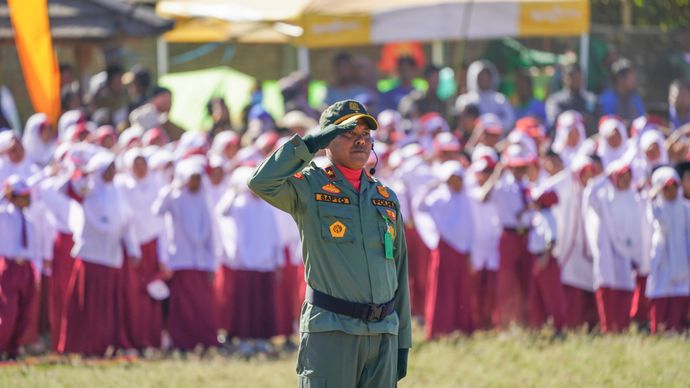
[394,206,412,349]
[247,135,315,214]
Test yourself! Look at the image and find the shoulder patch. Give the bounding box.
[292,172,305,180]
[316,193,351,205]
[321,183,341,194]
[377,185,390,199]
[372,199,396,209]
[324,166,336,180]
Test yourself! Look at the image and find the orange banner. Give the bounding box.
[8,0,61,124]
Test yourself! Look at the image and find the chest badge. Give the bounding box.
[292,172,305,180]
[322,183,341,194]
[377,185,390,198]
[329,221,347,238]
[386,209,397,222]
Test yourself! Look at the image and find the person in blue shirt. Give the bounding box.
[513,70,546,124]
[599,58,645,125]
[379,56,419,112]
[324,52,370,106]
[668,79,690,130]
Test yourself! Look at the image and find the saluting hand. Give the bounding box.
[302,120,359,153]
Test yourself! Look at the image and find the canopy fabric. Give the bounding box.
[159,67,256,131]
[158,0,589,46]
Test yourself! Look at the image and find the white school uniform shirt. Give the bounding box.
[217,189,284,272]
[528,208,557,255]
[645,195,690,298]
[489,173,533,229]
[419,183,473,254]
[205,178,230,266]
[584,178,644,291]
[152,185,216,272]
[116,173,165,245]
[543,171,594,291]
[273,206,303,266]
[0,201,42,262]
[0,158,38,186]
[468,184,500,271]
[396,156,439,249]
[71,180,140,268]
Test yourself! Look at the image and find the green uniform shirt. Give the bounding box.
[248,135,412,349]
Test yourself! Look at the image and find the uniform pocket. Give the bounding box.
[317,203,355,242]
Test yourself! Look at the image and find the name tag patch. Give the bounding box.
[372,199,395,209]
[316,193,351,205]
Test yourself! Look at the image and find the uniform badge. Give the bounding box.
[349,101,360,111]
[292,172,304,180]
[321,183,341,194]
[386,209,397,222]
[377,186,390,199]
[329,221,347,238]
[324,166,336,180]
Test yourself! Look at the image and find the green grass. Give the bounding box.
[2,327,689,387]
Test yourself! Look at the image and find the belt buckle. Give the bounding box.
[15,257,26,264]
[517,227,527,235]
[366,303,385,322]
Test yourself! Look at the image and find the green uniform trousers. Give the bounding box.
[296,331,398,388]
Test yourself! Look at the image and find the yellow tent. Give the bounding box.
[158,0,590,46]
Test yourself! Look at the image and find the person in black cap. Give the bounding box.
[249,99,411,387]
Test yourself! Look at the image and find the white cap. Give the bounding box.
[471,145,498,172]
[651,166,679,191]
[478,113,504,135]
[83,150,115,175]
[436,160,464,181]
[599,117,626,138]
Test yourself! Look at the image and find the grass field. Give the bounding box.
[2,327,689,387]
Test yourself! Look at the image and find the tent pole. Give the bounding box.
[579,33,589,88]
[297,46,310,73]
[157,37,169,76]
[432,40,444,65]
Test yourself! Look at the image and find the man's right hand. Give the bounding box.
[302,120,358,154]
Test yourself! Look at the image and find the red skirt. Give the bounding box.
[472,269,497,331]
[630,275,650,323]
[21,269,41,347]
[50,232,76,351]
[596,287,633,333]
[168,269,218,350]
[528,255,566,330]
[232,270,278,340]
[58,260,119,356]
[495,230,532,329]
[295,264,306,317]
[649,296,689,333]
[424,240,474,339]
[405,225,430,317]
[563,285,598,330]
[118,240,163,349]
[0,259,36,357]
[274,247,297,337]
[214,265,235,335]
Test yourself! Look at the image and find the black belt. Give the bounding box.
[306,286,396,322]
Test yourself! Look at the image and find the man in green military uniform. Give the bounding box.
[248,99,411,387]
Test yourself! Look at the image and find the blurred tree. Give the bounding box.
[592,0,690,30]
